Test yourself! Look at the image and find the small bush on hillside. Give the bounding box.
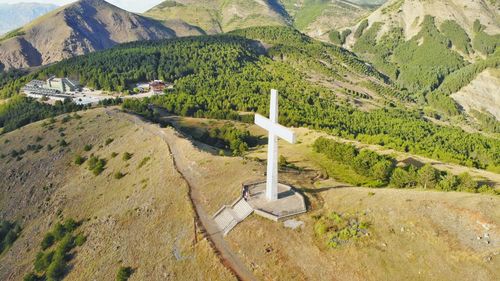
[34,251,54,272]
[116,266,133,281]
[87,155,107,175]
[111,152,118,158]
[74,155,86,165]
[122,152,133,161]
[41,233,55,250]
[105,138,114,145]
[23,272,40,281]
[137,157,150,169]
[59,139,68,147]
[46,251,66,281]
[83,144,93,151]
[114,171,125,179]
[74,234,86,246]
[0,220,21,254]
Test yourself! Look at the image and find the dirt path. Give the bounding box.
[106,109,257,281]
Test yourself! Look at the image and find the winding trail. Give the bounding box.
[106,109,257,281]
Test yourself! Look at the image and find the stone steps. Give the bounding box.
[213,198,253,236]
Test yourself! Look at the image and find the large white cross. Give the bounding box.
[255,89,297,201]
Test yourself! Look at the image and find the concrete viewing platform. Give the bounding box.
[245,181,307,221]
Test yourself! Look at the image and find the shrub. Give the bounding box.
[41,233,55,250]
[63,219,78,233]
[390,166,418,188]
[116,266,133,281]
[122,152,132,161]
[74,155,86,165]
[46,252,66,281]
[436,174,459,191]
[137,157,150,169]
[329,30,342,45]
[111,152,118,158]
[34,251,54,272]
[114,171,125,179]
[0,220,21,254]
[74,234,86,246]
[83,144,92,151]
[87,155,107,175]
[59,139,68,147]
[417,164,439,189]
[23,273,40,281]
[105,138,114,145]
[314,212,369,248]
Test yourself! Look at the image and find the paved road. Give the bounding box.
[106,109,257,281]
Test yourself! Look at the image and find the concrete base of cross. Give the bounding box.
[244,180,307,221]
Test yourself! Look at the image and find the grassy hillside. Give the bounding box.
[127,113,500,281]
[0,108,235,280]
[144,0,289,33]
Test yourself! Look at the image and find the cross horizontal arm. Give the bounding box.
[255,114,297,144]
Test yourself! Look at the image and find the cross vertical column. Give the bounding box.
[266,89,279,201]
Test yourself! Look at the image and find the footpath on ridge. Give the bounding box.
[106,108,258,281]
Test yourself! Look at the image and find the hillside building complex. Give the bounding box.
[23,76,81,100]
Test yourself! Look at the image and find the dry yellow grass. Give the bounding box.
[0,108,235,281]
[160,115,500,281]
[2,110,499,281]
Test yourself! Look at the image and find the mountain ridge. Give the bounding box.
[0,0,175,70]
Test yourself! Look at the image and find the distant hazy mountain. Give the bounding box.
[0,2,58,35]
[0,0,175,70]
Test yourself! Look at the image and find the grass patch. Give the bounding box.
[313,212,370,248]
[137,156,151,169]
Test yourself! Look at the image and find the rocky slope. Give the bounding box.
[0,2,58,35]
[452,68,500,121]
[281,0,384,38]
[0,0,175,70]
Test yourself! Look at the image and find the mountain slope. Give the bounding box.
[344,0,500,116]
[281,0,385,38]
[350,0,500,43]
[145,0,386,38]
[144,0,290,34]
[0,3,58,35]
[0,0,175,70]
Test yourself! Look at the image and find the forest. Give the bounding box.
[0,26,499,172]
[313,137,497,194]
[0,95,85,133]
